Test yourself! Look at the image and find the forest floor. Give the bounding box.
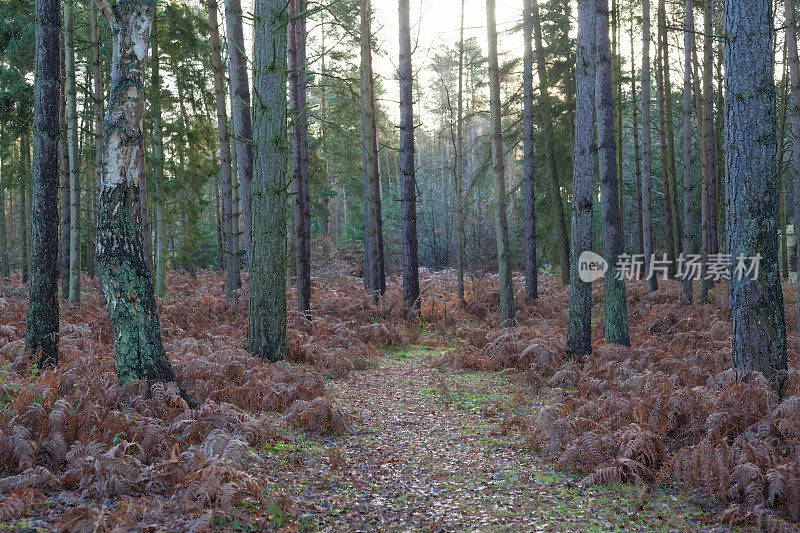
[264,346,722,532]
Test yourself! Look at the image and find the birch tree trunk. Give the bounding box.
[399,0,420,311]
[682,0,695,304]
[566,0,595,356]
[531,0,570,286]
[247,0,287,362]
[288,0,311,313]
[26,0,61,368]
[96,0,175,384]
[522,0,538,301]
[225,0,253,263]
[725,0,786,389]
[486,0,515,327]
[208,0,240,300]
[641,0,657,292]
[596,0,629,346]
[788,0,800,329]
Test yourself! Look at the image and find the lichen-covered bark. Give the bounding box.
[96,0,175,385]
[398,0,420,311]
[26,0,60,368]
[682,0,695,304]
[725,0,787,388]
[288,0,311,313]
[595,0,629,347]
[567,0,594,356]
[641,0,657,292]
[207,0,240,301]
[531,0,569,287]
[224,0,253,263]
[247,0,287,362]
[522,0,538,301]
[486,0,515,327]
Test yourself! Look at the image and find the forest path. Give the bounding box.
[266,347,714,532]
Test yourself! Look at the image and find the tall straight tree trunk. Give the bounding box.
[248,0,288,362]
[89,1,101,279]
[288,0,311,313]
[596,0,629,346]
[656,0,676,278]
[725,0,786,389]
[567,0,595,356]
[398,0,420,311]
[320,12,331,248]
[522,0,538,301]
[631,20,643,256]
[151,15,165,298]
[138,138,149,271]
[0,151,7,277]
[65,0,80,304]
[96,0,176,385]
[641,0,657,291]
[682,0,695,304]
[225,0,253,263]
[787,0,800,331]
[59,47,69,296]
[662,0,682,255]
[208,0,240,300]
[27,0,60,368]
[700,0,717,300]
[486,0,516,327]
[455,0,466,302]
[22,138,31,284]
[360,0,384,301]
[531,0,570,286]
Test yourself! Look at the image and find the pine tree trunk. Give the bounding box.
[682,0,695,304]
[455,0,466,302]
[631,20,643,257]
[288,0,311,313]
[522,0,538,301]
[22,138,30,284]
[398,0,420,311]
[662,0,681,256]
[787,0,800,333]
[151,16,166,298]
[596,0,629,346]
[64,0,80,304]
[247,0,287,362]
[641,0,657,292]
[224,0,253,263]
[567,0,595,356]
[725,0,786,389]
[531,0,570,286]
[700,0,717,300]
[89,1,101,279]
[656,0,676,278]
[26,0,60,368]
[59,47,69,297]
[486,0,516,327]
[0,153,7,276]
[96,0,175,385]
[208,0,240,300]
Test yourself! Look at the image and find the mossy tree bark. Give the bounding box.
[786,0,800,330]
[725,0,787,389]
[96,0,175,385]
[26,0,61,368]
[247,0,287,362]
[151,16,166,298]
[522,0,538,301]
[486,0,515,327]
[567,0,594,356]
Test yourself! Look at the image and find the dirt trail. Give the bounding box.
[264,348,717,532]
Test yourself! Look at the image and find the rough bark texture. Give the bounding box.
[486,0,515,327]
[531,0,570,286]
[595,0,629,347]
[631,20,643,256]
[522,0,538,301]
[224,0,253,262]
[655,0,676,278]
[787,0,800,329]
[567,0,595,356]
[641,0,657,292]
[247,0,287,362]
[26,0,61,368]
[288,0,311,313]
[455,0,466,302]
[701,0,717,300]
[208,0,240,301]
[682,0,695,304]
[96,0,175,385]
[151,16,165,298]
[724,0,787,388]
[398,0,420,311]
[64,0,80,304]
